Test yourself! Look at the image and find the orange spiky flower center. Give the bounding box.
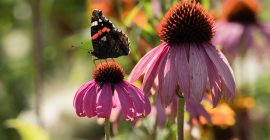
[159,1,215,45]
[222,0,260,24]
[93,61,125,84]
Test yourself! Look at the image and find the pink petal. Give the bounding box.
[96,83,113,119]
[128,43,168,83]
[222,83,233,101]
[111,106,122,133]
[258,23,270,42]
[158,51,168,106]
[83,83,98,118]
[186,102,211,124]
[142,45,169,94]
[166,98,178,118]
[213,21,243,51]
[112,91,119,108]
[115,84,135,120]
[155,98,166,127]
[73,80,95,117]
[121,82,144,118]
[158,48,177,106]
[205,55,222,107]
[243,25,255,48]
[128,82,151,116]
[189,44,208,103]
[174,44,190,99]
[204,44,236,99]
[110,101,122,122]
[73,81,93,106]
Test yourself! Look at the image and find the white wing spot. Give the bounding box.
[91,21,98,26]
[101,36,107,41]
[99,19,102,22]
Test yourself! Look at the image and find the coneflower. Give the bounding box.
[128,1,235,139]
[73,61,151,140]
[129,1,235,107]
[214,0,270,57]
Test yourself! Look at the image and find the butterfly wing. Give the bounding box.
[90,9,130,59]
[108,29,130,58]
[91,9,113,58]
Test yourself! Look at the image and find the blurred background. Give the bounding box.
[0,0,270,140]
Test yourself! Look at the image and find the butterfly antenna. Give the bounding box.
[71,45,89,51]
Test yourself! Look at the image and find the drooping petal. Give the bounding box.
[126,81,151,116]
[158,50,168,106]
[159,48,177,106]
[186,102,211,125]
[189,44,208,103]
[242,25,255,48]
[165,98,177,119]
[258,23,270,43]
[155,98,166,127]
[83,83,98,118]
[204,44,236,99]
[213,21,244,52]
[111,105,122,133]
[222,83,234,101]
[121,82,144,118]
[142,45,169,94]
[112,92,119,108]
[73,81,93,107]
[128,43,168,83]
[115,84,135,120]
[73,80,95,117]
[96,83,113,119]
[174,44,190,99]
[205,54,222,107]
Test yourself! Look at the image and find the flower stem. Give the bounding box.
[104,119,111,140]
[177,90,185,140]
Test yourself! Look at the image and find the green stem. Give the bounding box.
[177,90,185,140]
[104,119,110,140]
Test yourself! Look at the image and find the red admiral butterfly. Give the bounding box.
[90,9,130,59]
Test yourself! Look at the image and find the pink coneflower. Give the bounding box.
[214,0,270,57]
[129,1,236,107]
[73,61,151,120]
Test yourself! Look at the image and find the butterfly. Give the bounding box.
[90,9,130,59]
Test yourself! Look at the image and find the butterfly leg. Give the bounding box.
[93,58,100,66]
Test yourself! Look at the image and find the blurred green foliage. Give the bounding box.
[6,119,50,140]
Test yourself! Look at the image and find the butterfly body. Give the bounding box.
[90,9,130,59]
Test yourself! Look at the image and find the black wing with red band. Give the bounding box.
[90,9,130,59]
